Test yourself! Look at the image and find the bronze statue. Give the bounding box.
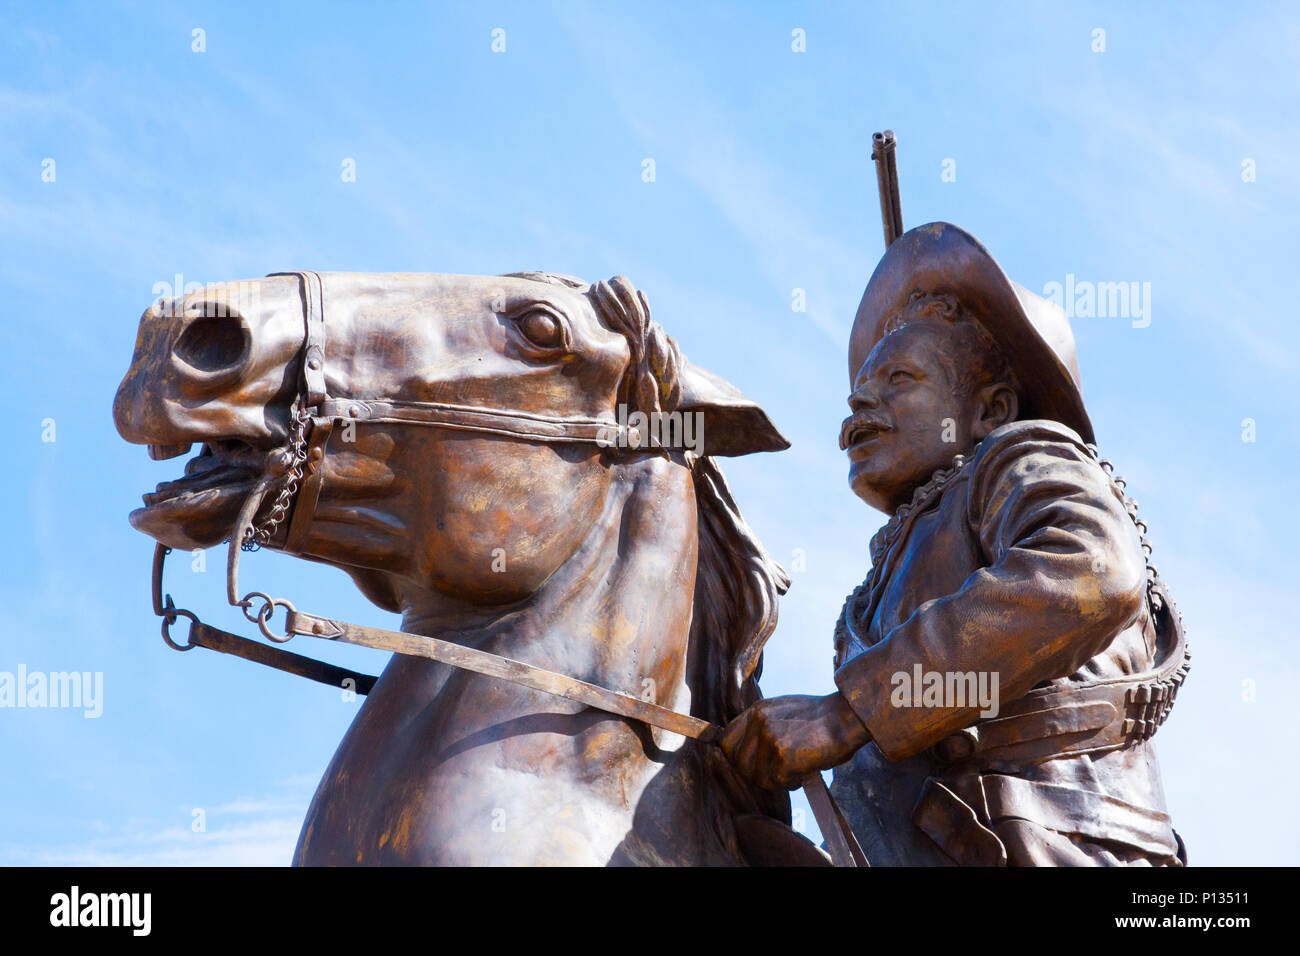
[113,269,848,865]
[719,222,1189,866]
[112,139,1186,865]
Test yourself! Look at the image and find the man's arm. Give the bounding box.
[720,422,1147,788]
[835,422,1147,759]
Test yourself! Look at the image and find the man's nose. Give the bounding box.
[847,383,880,413]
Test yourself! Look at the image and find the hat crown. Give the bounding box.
[850,222,1093,445]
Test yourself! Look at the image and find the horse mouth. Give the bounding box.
[131,440,267,549]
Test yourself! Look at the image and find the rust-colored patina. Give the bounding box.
[113,270,821,865]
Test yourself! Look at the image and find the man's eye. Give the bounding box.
[888,369,915,385]
[516,310,565,350]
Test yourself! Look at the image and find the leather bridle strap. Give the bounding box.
[278,607,865,867]
[316,399,626,446]
[267,270,630,555]
[282,416,332,555]
[267,270,325,404]
[188,618,377,696]
[285,608,715,740]
[297,270,327,408]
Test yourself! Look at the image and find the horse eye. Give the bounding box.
[516,310,565,350]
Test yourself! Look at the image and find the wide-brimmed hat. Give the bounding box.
[849,222,1094,445]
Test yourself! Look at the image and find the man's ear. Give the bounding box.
[676,359,790,457]
[971,382,1020,440]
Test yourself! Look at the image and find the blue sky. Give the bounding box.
[1,1,1296,865]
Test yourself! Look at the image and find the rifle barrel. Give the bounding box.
[871,130,904,247]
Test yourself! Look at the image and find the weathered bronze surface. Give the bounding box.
[113,270,828,865]
[114,222,1188,866]
[719,223,1189,866]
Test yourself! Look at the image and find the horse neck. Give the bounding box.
[396,454,699,710]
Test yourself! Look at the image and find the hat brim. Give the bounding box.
[849,222,1094,446]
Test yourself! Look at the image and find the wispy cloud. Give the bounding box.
[11,817,301,867]
[2,785,313,867]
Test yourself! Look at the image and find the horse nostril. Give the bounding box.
[174,316,249,374]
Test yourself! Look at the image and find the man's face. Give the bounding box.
[841,321,982,513]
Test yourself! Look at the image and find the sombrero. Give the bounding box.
[849,222,1094,445]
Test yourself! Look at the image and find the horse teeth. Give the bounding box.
[185,453,223,476]
[148,442,192,460]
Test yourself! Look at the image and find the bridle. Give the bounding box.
[168,267,640,668]
[159,268,640,653]
[148,270,866,867]
[242,271,635,556]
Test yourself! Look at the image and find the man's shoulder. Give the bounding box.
[964,419,1108,511]
[973,418,1092,463]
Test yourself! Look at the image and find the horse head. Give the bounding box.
[113,270,809,865]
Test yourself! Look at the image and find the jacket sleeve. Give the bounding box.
[833,422,1147,760]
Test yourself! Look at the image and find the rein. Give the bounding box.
[147,270,866,866]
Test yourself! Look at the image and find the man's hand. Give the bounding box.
[719,692,871,791]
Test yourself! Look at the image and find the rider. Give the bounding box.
[719,222,1187,866]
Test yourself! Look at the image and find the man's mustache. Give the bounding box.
[839,414,894,451]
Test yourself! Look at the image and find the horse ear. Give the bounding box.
[676,359,790,457]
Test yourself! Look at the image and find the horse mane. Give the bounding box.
[686,456,791,723]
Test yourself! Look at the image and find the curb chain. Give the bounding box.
[241,401,311,551]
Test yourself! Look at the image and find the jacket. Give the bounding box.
[829,419,1187,866]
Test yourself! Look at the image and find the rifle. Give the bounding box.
[872,130,904,248]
